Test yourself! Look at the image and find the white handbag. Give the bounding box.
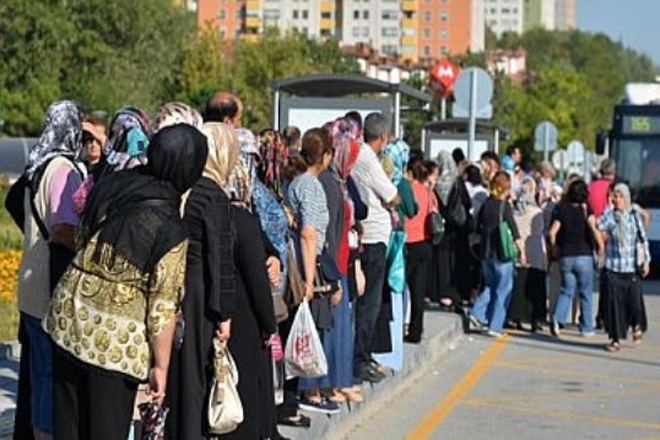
[208,340,243,435]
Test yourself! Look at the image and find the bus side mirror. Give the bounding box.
[595,130,608,155]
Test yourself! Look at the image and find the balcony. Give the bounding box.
[401,35,416,47]
[321,1,334,13]
[246,16,261,28]
[246,0,260,12]
[321,18,334,30]
[402,17,416,29]
[402,0,418,12]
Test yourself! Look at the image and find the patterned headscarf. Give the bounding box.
[151,101,203,133]
[225,128,258,207]
[27,100,82,179]
[437,150,458,204]
[612,183,634,250]
[258,129,289,200]
[515,177,538,215]
[200,123,239,189]
[383,138,410,187]
[105,107,151,171]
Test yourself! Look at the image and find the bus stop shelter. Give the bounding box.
[271,74,432,137]
[422,119,507,162]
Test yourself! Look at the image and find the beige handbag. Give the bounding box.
[208,340,243,435]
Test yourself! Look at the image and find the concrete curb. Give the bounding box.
[281,311,465,440]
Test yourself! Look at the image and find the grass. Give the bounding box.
[0,183,22,341]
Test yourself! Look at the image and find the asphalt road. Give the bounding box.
[344,281,660,440]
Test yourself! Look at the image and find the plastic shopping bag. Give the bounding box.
[284,299,328,379]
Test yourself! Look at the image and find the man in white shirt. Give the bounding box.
[350,112,400,383]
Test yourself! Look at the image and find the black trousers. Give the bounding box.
[13,316,35,440]
[604,271,647,343]
[353,243,387,372]
[405,241,432,341]
[53,348,138,440]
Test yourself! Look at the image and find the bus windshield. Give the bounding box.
[611,137,660,207]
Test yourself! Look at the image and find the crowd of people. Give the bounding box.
[8,94,652,440]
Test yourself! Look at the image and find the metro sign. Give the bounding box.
[430,60,460,98]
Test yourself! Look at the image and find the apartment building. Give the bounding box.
[484,0,524,36]
[485,0,574,36]
[197,0,483,61]
[554,0,575,30]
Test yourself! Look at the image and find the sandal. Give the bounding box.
[633,328,643,345]
[324,389,347,404]
[277,413,311,428]
[604,341,620,352]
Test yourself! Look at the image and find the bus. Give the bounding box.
[597,83,660,264]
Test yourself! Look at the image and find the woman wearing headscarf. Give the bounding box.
[43,124,207,440]
[508,178,548,331]
[72,106,151,216]
[468,171,525,337]
[15,100,84,440]
[218,123,279,439]
[431,150,472,310]
[151,101,204,133]
[597,183,650,352]
[372,138,417,372]
[165,122,236,440]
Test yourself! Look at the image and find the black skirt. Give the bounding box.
[604,271,648,342]
[508,267,547,324]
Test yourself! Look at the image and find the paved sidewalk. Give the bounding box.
[0,309,464,440]
[282,309,465,440]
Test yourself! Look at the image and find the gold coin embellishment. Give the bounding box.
[74,345,82,356]
[98,354,107,365]
[94,329,111,352]
[93,315,102,325]
[77,307,89,321]
[126,345,138,359]
[117,330,129,344]
[133,334,144,345]
[109,347,122,363]
[83,323,94,337]
[128,322,137,332]
[106,318,117,331]
[63,298,75,318]
[58,317,67,331]
[81,338,90,350]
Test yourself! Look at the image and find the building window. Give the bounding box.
[441,46,449,56]
[382,27,397,37]
[362,27,369,37]
[235,28,241,37]
[382,44,398,55]
[382,10,398,20]
[218,10,225,19]
[354,10,359,19]
[321,12,332,19]
[363,10,369,19]
[440,28,447,39]
[424,11,430,21]
[441,12,448,21]
[423,28,430,38]
[302,27,308,35]
[293,10,298,19]
[352,27,361,37]
[236,9,243,19]
[321,29,331,36]
[302,10,308,19]
[424,46,430,56]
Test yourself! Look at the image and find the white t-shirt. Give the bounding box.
[350,143,398,245]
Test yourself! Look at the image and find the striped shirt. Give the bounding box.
[287,172,329,255]
[596,207,651,273]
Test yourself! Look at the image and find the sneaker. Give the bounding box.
[299,397,341,415]
[580,331,596,338]
[550,319,561,337]
[468,314,486,331]
[485,329,503,338]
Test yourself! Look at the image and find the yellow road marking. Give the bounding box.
[465,400,660,431]
[405,335,510,440]
[494,361,660,386]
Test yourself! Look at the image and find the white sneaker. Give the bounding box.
[581,331,595,338]
[486,329,503,338]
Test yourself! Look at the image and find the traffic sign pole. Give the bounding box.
[468,69,477,161]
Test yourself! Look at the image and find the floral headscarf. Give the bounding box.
[27,100,82,179]
[383,138,410,187]
[105,107,151,171]
[612,183,634,250]
[437,150,458,204]
[258,129,289,200]
[225,128,258,207]
[514,177,538,215]
[151,102,203,133]
[200,123,239,189]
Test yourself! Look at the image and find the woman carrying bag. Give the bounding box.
[468,171,526,337]
[597,183,651,352]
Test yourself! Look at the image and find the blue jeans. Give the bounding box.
[553,255,594,332]
[470,259,514,333]
[21,313,53,434]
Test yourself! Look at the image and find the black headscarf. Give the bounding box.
[79,124,208,272]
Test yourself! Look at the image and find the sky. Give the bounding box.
[576,0,660,66]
